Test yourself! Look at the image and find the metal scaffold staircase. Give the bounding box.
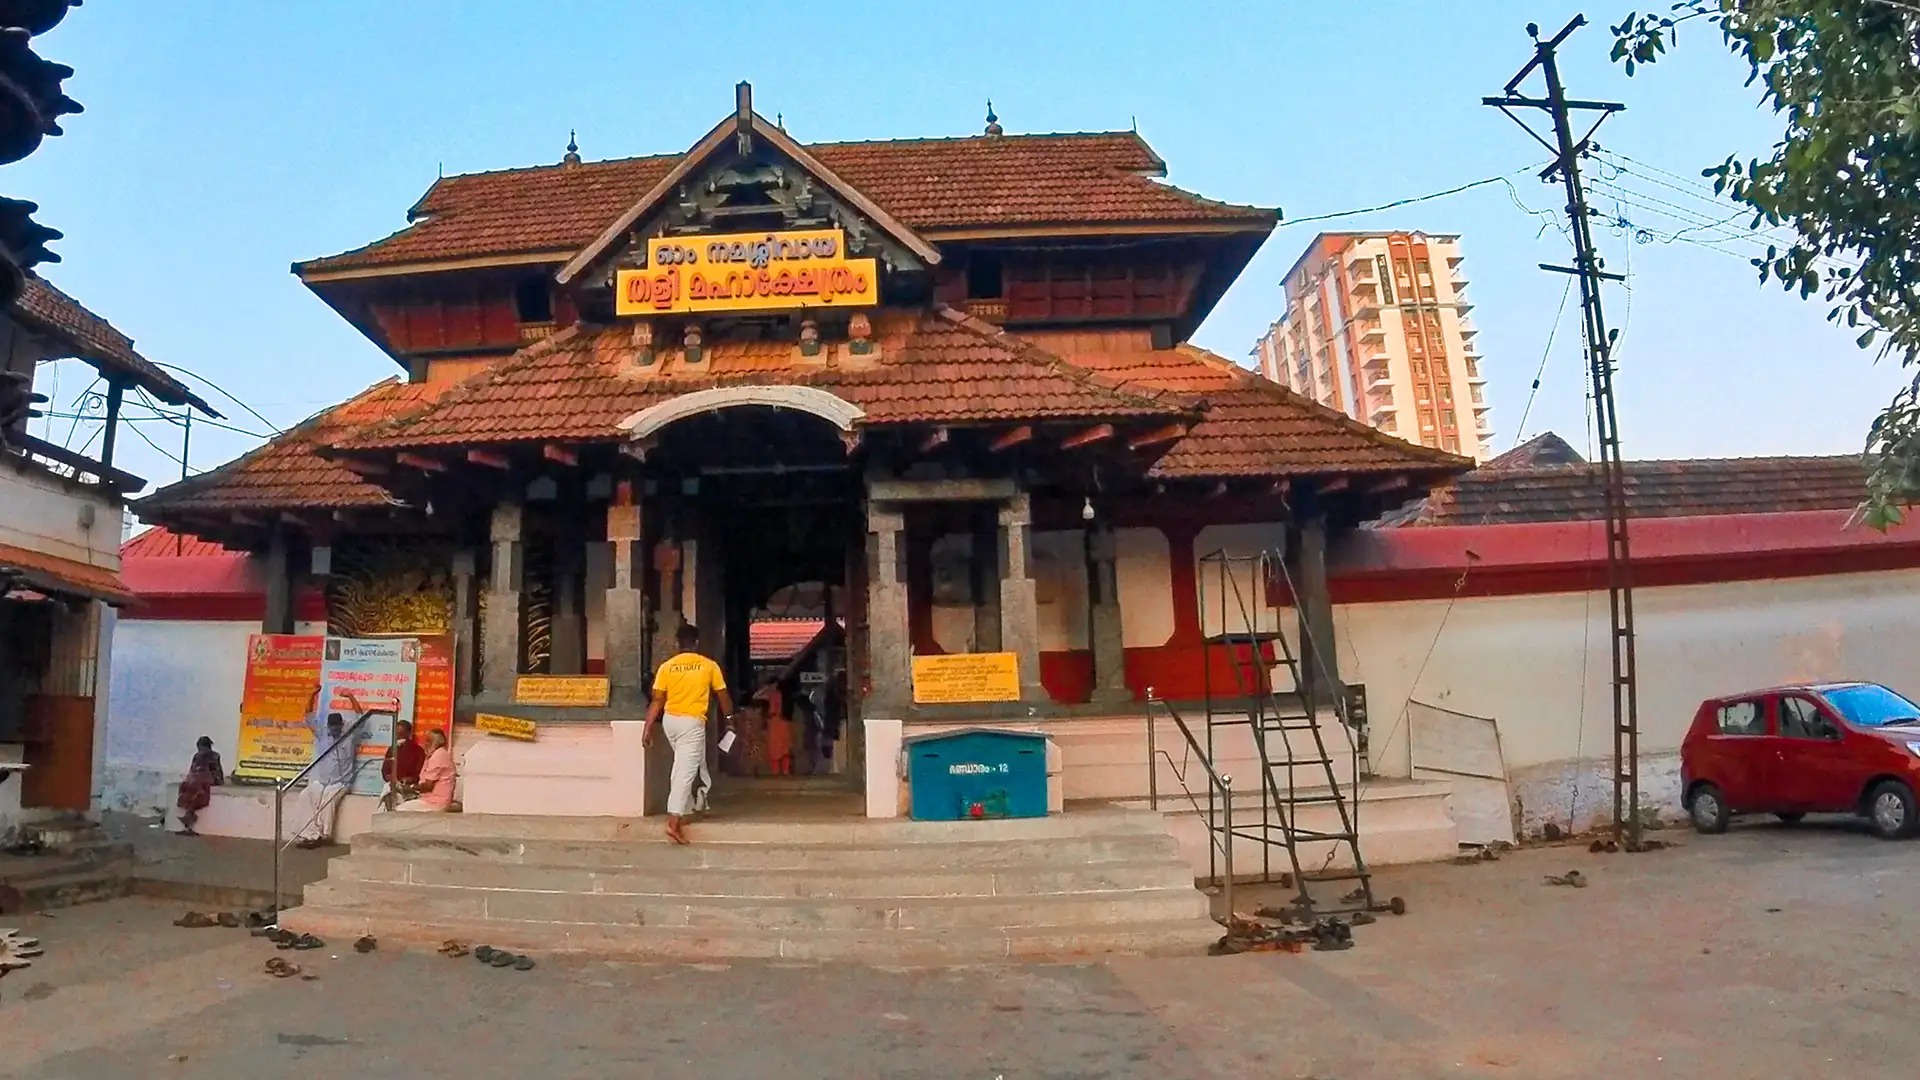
[1146,547,1396,923]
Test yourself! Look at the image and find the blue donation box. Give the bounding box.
[905,728,1048,821]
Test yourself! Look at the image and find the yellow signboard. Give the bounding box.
[911,652,1022,705]
[475,713,539,741]
[513,675,610,708]
[615,228,879,316]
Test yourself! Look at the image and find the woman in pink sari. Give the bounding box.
[398,729,457,812]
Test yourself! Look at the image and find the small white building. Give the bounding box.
[1,275,216,839]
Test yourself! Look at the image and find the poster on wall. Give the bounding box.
[397,633,454,746]
[233,634,326,782]
[318,636,419,796]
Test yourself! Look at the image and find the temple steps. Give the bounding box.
[280,807,1221,963]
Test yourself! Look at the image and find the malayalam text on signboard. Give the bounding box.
[513,675,610,708]
[614,228,878,316]
[234,634,325,782]
[475,713,539,741]
[911,652,1022,705]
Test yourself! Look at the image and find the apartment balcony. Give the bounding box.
[1349,301,1381,320]
[1458,317,1479,339]
[1355,320,1386,343]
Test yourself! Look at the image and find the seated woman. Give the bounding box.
[380,719,426,809]
[175,736,224,835]
[397,729,457,812]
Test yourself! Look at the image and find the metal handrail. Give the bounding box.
[271,707,387,921]
[1145,692,1235,925]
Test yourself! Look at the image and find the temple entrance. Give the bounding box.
[636,402,866,810]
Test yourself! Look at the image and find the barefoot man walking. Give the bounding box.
[643,624,734,844]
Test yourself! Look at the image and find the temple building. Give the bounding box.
[133,87,1468,824]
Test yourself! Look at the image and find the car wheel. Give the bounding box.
[1866,780,1918,840]
[1774,812,1806,825]
[1689,783,1730,834]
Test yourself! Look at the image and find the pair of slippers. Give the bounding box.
[473,945,535,971]
[257,928,324,950]
[263,957,314,980]
[173,911,241,929]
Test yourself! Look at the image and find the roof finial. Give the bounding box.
[562,130,581,167]
[984,100,1002,137]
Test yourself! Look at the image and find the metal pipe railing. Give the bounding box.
[272,707,387,922]
[1145,692,1236,924]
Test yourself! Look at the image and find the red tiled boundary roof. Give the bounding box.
[298,132,1273,273]
[12,275,216,413]
[135,379,444,515]
[122,525,230,557]
[0,540,135,605]
[333,308,1192,450]
[1398,450,1870,525]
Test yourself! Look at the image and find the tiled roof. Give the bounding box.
[1064,344,1471,479]
[1484,431,1585,470]
[135,379,444,516]
[1394,442,1871,526]
[298,132,1272,273]
[121,525,229,557]
[750,619,827,661]
[333,308,1190,451]
[11,275,217,414]
[0,540,135,605]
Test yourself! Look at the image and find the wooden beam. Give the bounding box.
[1365,473,1407,495]
[1268,479,1293,498]
[396,452,447,473]
[467,449,511,470]
[230,511,263,527]
[543,444,579,467]
[1318,475,1350,495]
[989,425,1034,453]
[1126,422,1188,451]
[1058,423,1115,451]
[918,427,950,454]
[346,458,389,476]
[278,511,307,527]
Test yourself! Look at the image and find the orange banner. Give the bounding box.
[411,633,455,744]
[234,634,325,782]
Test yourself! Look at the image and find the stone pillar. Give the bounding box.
[550,536,584,676]
[604,494,646,709]
[451,547,478,698]
[1087,524,1129,705]
[864,500,911,710]
[480,502,525,698]
[648,502,685,674]
[997,491,1046,703]
[1293,499,1342,715]
[262,527,293,635]
[969,507,1001,652]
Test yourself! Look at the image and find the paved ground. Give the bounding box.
[2,818,1915,1079]
[99,811,340,908]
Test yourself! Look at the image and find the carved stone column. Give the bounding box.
[262,526,294,635]
[997,491,1046,703]
[1087,524,1129,705]
[970,506,1001,652]
[648,501,685,675]
[1292,493,1342,715]
[450,547,478,698]
[604,492,646,709]
[864,499,911,711]
[480,502,524,699]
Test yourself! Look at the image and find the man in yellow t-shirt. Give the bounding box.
[643,623,735,843]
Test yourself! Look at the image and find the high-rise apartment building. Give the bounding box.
[1253,231,1491,460]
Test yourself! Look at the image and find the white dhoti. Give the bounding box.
[663,712,706,816]
[290,780,347,843]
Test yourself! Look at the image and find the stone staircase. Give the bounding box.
[0,816,135,913]
[281,807,1220,963]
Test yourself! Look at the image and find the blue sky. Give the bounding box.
[15,1,1903,491]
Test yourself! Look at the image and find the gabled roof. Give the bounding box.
[1388,437,1871,526]
[331,307,1193,451]
[556,103,942,285]
[296,131,1274,276]
[1484,431,1585,470]
[11,275,218,414]
[136,378,445,517]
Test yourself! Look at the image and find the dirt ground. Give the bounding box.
[1,817,1914,1079]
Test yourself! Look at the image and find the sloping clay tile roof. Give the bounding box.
[1398,450,1871,526]
[333,308,1189,451]
[136,379,444,515]
[1060,344,1469,478]
[11,275,215,412]
[0,541,135,605]
[299,132,1272,272]
[121,525,230,557]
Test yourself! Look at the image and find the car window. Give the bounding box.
[1716,700,1765,736]
[1780,696,1837,740]
[1821,683,1920,728]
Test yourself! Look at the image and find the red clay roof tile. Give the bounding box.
[299,132,1272,273]
[11,275,216,413]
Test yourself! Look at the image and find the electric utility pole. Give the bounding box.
[1485,16,1643,849]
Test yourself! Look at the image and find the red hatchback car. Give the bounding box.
[1681,682,1920,839]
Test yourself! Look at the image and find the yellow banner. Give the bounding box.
[475,713,538,741]
[615,228,879,316]
[513,675,610,707]
[911,652,1021,705]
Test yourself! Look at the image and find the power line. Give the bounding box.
[147,361,281,434]
[1279,166,1541,228]
[126,415,187,470]
[42,408,272,441]
[1512,277,1574,445]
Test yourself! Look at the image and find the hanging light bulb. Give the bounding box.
[1081,496,1096,522]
